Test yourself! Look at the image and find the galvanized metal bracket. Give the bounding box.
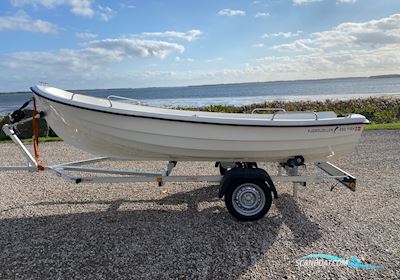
[315,161,356,191]
[1,124,38,171]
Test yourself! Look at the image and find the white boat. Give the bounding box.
[31,85,368,163]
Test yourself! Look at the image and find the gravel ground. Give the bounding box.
[0,130,399,279]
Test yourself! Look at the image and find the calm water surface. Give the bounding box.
[1,77,399,115]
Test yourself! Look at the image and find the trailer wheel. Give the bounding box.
[224,179,272,221]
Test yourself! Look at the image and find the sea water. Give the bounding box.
[1,77,400,115]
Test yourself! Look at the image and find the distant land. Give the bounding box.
[369,74,400,79]
[2,75,400,94]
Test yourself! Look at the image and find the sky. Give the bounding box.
[0,0,400,92]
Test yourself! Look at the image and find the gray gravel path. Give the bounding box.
[0,130,399,279]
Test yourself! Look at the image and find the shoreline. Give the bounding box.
[142,92,400,109]
[2,75,400,94]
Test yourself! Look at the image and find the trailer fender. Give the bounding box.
[218,167,278,199]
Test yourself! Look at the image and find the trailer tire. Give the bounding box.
[224,179,272,221]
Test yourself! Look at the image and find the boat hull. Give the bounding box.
[35,95,365,162]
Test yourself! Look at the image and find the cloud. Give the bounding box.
[2,38,185,76]
[218,9,246,17]
[255,45,400,77]
[98,5,116,22]
[0,11,58,34]
[140,30,203,42]
[262,31,303,39]
[70,0,93,17]
[2,44,400,91]
[84,38,185,59]
[76,32,97,39]
[137,44,400,86]
[174,56,194,63]
[272,39,318,52]
[254,12,269,18]
[11,0,95,17]
[293,0,322,5]
[252,43,265,48]
[0,37,185,90]
[273,14,400,51]
[252,13,400,81]
[120,45,400,84]
[204,57,223,63]
[119,3,135,9]
[337,0,357,3]
[13,1,117,20]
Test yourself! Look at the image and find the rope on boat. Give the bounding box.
[33,97,45,171]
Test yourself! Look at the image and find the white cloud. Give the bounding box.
[11,0,116,20]
[255,46,400,78]
[2,44,400,91]
[272,39,318,52]
[204,57,223,63]
[84,38,184,59]
[98,5,115,22]
[0,11,58,34]
[76,32,97,39]
[70,0,93,17]
[2,38,185,76]
[218,9,246,17]
[262,31,303,39]
[140,30,203,42]
[125,45,400,84]
[293,0,322,5]
[337,0,357,3]
[252,43,265,48]
[11,0,95,17]
[273,14,400,51]
[137,44,400,86]
[254,12,269,18]
[253,14,400,80]
[119,3,135,9]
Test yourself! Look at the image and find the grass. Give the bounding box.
[365,122,400,130]
[180,96,400,124]
[0,136,63,144]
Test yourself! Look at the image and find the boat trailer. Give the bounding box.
[1,119,357,221]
